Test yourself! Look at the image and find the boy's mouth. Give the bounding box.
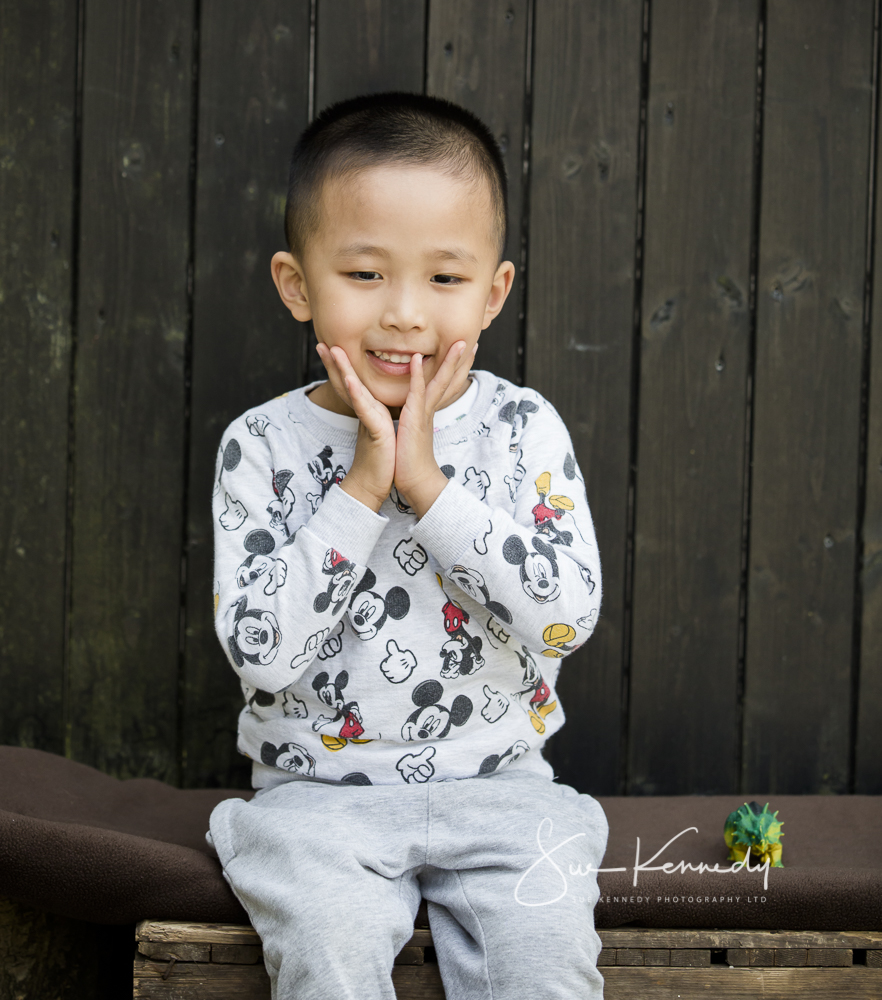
[369,350,431,364]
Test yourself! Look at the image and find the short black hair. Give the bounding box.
[284,91,508,263]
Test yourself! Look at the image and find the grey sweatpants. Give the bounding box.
[208,766,608,1000]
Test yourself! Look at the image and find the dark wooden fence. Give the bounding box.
[3,0,881,796]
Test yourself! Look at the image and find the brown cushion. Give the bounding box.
[0,746,251,924]
[593,793,882,930]
[1,747,880,929]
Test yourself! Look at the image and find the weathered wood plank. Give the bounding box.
[137,920,260,946]
[615,947,646,966]
[132,955,445,999]
[426,0,529,385]
[628,0,760,794]
[751,948,777,966]
[806,949,852,967]
[0,0,77,754]
[211,943,262,965]
[131,953,882,999]
[598,928,882,949]
[136,918,882,953]
[390,963,446,1000]
[856,8,882,794]
[643,949,671,966]
[133,956,269,998]
[526,0,643,793]
[68,0,196,779]
[669,949,711,967]
[182,0,312,789]
[744,0,875,793]
[775,948,808,967]
[136,918,434,950]
[138,940,211,963]
[728,947,775,966]
[601,966,882,997]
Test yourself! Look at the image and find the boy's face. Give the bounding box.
[272,163,514,415]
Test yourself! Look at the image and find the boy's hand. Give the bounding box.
[316,344,395,512]
[395,341,476,518]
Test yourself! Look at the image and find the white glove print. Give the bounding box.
[219,493,247,531]
[380,639,417,683]
[577,609,598,632]
[318,621,344,660]
[246,413,275,436]
[481,685,509,723]
[281,691,307,718]
[463,466,490,501]
[393,538,428,576]
[265,558,287,595]
[397,746,436,783]
[290,628,330,671]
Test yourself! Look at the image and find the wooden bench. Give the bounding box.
[133,916,882,998]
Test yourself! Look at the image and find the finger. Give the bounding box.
[329,346,391,434]
[328,346,368,407]
[315,344,353,407]
[447,344,478,400]
[425,343,465,406]
[425,340,468,410]
[328,346,366,395]
[407,352,426,400]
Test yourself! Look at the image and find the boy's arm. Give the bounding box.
[212,415,388,694]
[409,398,601,659]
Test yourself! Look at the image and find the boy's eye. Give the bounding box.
[349,271,381,281]
[431,274,462,285]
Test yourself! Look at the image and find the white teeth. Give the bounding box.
[372,351,412,364]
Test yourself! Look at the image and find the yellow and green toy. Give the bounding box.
[724,801,784,868]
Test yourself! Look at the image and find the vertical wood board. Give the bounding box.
[0,0,78,754]
[856,10,882,792]
[68,0,195,779]
[314,0,427,110]
[426,0,530,385]
[744,0,874,793]
[184,1,313,788]
[628,0,759,793]
[526,0,643,793]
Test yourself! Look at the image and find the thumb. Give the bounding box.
[386,639,400,654]
[483,685,493,697]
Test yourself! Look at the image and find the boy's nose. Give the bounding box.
[380,284,427,332]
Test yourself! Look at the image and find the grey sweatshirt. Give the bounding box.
[212,370,602,788]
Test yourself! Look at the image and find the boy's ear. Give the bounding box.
[481,261,516,330]
[271,251,312,322]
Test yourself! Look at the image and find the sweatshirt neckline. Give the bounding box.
[286,370,499,451]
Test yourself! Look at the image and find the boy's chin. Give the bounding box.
[372,388,409,412]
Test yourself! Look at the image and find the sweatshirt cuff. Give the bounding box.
[305,482,389,565]
[411,479,491,567]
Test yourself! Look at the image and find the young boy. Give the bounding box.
[208,92,608,1000]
